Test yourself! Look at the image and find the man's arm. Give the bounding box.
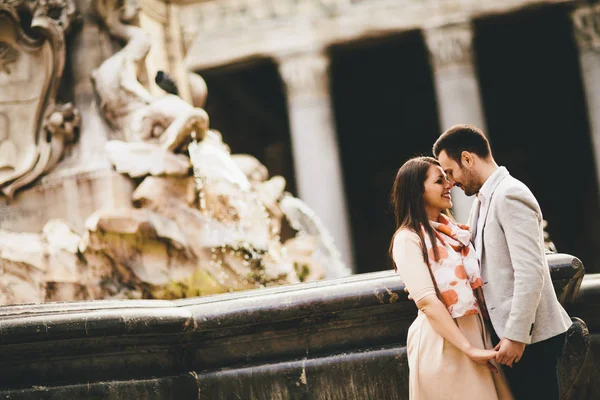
[498,186,545,344]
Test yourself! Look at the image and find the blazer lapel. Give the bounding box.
[478,174,511,248]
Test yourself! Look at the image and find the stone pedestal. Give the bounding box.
[425,22,485,223]
[278,52,354,271]
[572,4,600,193]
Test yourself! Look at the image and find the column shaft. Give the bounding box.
[425,22,485,223]
[278,53,355,272]
[572,5,600,191]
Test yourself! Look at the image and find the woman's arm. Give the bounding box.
[393,230,497,368]
[417,294,492,364]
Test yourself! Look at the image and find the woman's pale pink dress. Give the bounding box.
[393,230,513,400]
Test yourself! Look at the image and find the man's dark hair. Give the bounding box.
[432,124,492,163]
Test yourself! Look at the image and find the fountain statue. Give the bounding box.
[0,0,349,306]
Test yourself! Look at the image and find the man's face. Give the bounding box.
[437,150,481,196]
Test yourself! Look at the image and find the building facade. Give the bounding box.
[4,0,599,275]
[134,0,599,274]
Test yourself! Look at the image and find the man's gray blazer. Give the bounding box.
[468,168,572,344]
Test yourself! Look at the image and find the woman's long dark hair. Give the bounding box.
[389,156,447,271]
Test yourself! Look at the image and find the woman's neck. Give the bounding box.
[425,208,440,222]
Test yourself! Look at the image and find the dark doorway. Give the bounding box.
[474,4,600,273]
[329,31,441,274]
[197,60,297,196]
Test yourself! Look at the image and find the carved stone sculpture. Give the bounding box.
[91,0,208,153]
[0,0,349,305]
[0,0,80,198]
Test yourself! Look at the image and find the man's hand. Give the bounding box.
[494,338,526,367]
[404,287,413,300]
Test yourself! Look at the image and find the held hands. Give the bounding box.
[404,286,501,374]
[494,338,526,367]
[466,347,499,373]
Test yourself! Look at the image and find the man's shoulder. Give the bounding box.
[493,174,541,213]
[494,174,536,200]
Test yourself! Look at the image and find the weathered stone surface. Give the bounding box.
[558,318,591,400]
[231,154,270,183]
[0,375,200,399]
[0,230,47,305]
[43,220,85,284]
[0,169,135,234]
[0,254,589,399]
[132,175,197,208]
[105,140,191,178]
[182,0,572,71]
[0,219,90,305]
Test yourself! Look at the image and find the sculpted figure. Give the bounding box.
[91,0,208,153]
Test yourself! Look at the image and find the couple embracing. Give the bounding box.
[390,124,572,400]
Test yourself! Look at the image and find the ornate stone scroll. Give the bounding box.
[0,0,80,198]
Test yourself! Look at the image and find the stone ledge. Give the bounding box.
[0,253,587,394]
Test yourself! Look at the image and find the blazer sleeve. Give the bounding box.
[497,186,545,344]
[392,230,437,303]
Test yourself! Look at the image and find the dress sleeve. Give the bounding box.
[392,230,437,303]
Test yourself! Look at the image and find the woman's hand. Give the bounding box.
[466,347,499,373]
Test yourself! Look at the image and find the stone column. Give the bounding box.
[425,22,485,223]
[277,52,355,272]
[572,4,600,191]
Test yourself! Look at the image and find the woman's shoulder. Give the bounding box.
[392,228,425,268]
[392,228,420,246]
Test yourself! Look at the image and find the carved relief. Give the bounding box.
[0,0,80,198]
[0,42,18,74]
[0,114,16,170]
[572,4,600,52]
[425,23,474,71]
[182,0,366,36]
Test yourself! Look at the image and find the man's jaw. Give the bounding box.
[455,183,476,197]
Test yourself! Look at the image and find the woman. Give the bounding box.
[390,156,512,400]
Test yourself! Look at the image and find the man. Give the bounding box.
[432,124,572,400]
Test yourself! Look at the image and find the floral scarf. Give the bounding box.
[422,214,483,318]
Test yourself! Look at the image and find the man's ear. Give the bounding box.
[461,151,474,168]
